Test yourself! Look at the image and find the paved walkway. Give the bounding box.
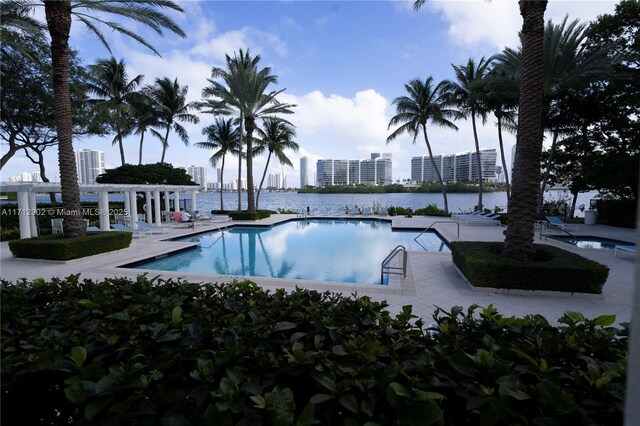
[0,215,636,325]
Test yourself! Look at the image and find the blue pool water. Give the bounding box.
[549,235,635,250]
[127,219,449,285]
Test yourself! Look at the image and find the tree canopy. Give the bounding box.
[95,163,197,185]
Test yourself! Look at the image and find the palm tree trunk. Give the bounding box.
[422,125,449,214]
[497,116,511,200]
[245,115,256,212]
[117,132,126,165]
[160,125,170,163]
[471,113,483,210]
[138,131,145,165]
[504,0,548,261]
[220,154,225,211]
[536,128,559,214]
[256,151,272,210]
[44,0,84,238]
[237,114,244,211]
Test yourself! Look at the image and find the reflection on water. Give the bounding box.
[134,219,450,285]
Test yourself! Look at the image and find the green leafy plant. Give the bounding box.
[8,231,132,260]
[1,277,626,425]
[227,210,272,221]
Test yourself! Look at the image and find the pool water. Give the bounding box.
[127,219,449,285]
[549,235,635,250]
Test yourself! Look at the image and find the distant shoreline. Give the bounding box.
[297,182,507,195]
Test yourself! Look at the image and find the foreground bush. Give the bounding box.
[8,231,133,260]
[226,210,272,221]
[1,277,627,425]
[451,241,610,294]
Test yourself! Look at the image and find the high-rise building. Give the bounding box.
[300,157,309,188]
[411,149,497,183]
[76,149,105,184]
[316,153,392,187]
[8,172,42,182]
[186,165,207,191]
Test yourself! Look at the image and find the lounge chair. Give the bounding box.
[136,221,173,234]
[545,216,579,232]
[453,211,490,222]
[171,211,200,228]
[87,226,103,232]
[461,214,501,226]
[212,214,232,223]
[614,245,636,258]
[111,223,151,238]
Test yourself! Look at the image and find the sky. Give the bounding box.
[1,0,620,188]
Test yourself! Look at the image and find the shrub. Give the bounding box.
[451,241,609,293]
[1,277,627,425]
[414,204,451,217]
[227,210,272,221]
[8,231,132,260]
[595,198,636,228]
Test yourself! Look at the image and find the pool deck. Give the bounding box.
[0,215,636,325]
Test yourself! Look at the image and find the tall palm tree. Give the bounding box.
[195,118,241,211]
[42,0,184,237]
[498,16,612,213]
[386,77,459,214]
[503,0,548,261]
[254,117,299,209]
[443,56,494,211]
[484,68,519,200]
[200,49,295,212]
[148,77,200,163]
[86,57,143,165]
[129,88,162,165]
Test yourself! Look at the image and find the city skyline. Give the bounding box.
[0,1,617,188]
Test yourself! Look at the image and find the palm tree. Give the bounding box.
[195,118,241,211]
[129,88,161,165]
[148,77,200,163]
[200,49,295,212]
[442,56,494,211]
[42,0,184,237]
[503,0,548,261]
[497,16,612,213]
[386,77,459,214]
[484,68,519,200]
[86,57,143,165]
[254,118,299,209]
[1,1,45,59]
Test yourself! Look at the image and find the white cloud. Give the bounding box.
[426,0,617,51]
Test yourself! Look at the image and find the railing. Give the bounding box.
[414,221,460,244]
[538,221,575,240]
[381,245,407,284]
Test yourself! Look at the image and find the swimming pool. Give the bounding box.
[125,219,450,285]
[549,235,635,250]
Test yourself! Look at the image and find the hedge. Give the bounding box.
[595,199,636,228]
[451,241,610,294]
[225,210,272,221]
[0,277,627,425]
[8,231,132,260]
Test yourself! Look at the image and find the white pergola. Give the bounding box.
[0,182,201,239]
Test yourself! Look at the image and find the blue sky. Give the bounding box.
[2,0,618,187]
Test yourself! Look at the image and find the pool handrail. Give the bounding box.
[415,221,459,241]
[381,245,407,284]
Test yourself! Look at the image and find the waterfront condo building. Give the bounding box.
[316,153,392,187]
[300,157,310,188]
[411,149,497,184]
[76,149,105,184]
[186,165,207,191]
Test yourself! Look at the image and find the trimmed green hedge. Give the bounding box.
[8,231,132,260]
[226,210,272,221]
[595,199,636,228]
[451,241,609,293]
[0,277,626,425]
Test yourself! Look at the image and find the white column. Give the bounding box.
[98,190,110,231]
[145,191,153,223]
[17,191,31,239]
[154,190,162,225]
[191,191,197,213]
[174,191,180,212]
[129,191,138,228]
[28,191,38,237]
[123,192,131,223]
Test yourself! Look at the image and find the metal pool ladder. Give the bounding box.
[381,245,407,284]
